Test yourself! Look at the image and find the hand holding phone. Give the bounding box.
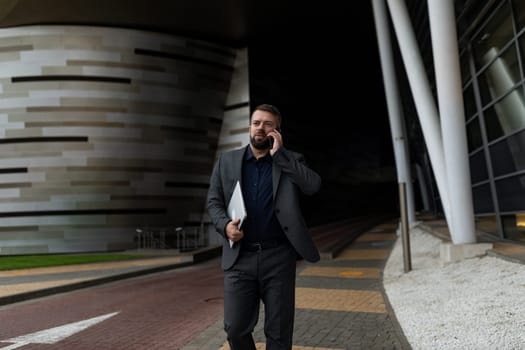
[268,128,282,155]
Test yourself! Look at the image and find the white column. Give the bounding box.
[385,0,452,227]
[428,0,476,244]
[371,0,416,224]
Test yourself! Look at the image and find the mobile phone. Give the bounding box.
[270,128,281,147]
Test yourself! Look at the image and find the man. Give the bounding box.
[207,104,321,350]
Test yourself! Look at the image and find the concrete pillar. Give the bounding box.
[428,0,476,244]
[385,0,452,227]
[371,0,416,224]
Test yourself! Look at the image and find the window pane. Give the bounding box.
[467,117,482,151]
[513,0,525,34]
[501,213,525,242]
[495,174,525,211]
[472,183,494,213]
[477,72,491,107]
[460,49,471,83]
[478,45,520,106]
[470,150,488,184]
[483,86,525,141]
[489,128,525,176]
[472,2,513,70]
[475,215,499,237]
[464,83,476,120]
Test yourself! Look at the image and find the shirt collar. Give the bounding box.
[245,145,271,162]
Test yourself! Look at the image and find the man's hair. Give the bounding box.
[252,104,282,128]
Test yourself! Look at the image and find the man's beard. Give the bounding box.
[250,135,271,150]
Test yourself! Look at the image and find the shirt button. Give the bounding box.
[275,209,280,213]
[284,226,289,231]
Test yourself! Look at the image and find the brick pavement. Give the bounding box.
[183,221,412,350]
[6,216,521,348]
[0,254,194,305]
[0,257,225,350]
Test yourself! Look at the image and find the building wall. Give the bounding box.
[403,0,525,242]
[0,25,236,254]
[206,48,250,245]
[217,48,250,154]
[460,0,525,242]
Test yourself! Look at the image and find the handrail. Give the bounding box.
[135,226,207,251]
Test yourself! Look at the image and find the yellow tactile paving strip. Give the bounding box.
[354,232,397,242]
[335,249,390,260]
[220,342,344,350]
[299,266,380,279]
[295,287,386,314]
[373,223,398,230]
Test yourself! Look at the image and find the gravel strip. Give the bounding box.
[383,226,525,350]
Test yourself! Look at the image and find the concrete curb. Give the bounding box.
[0,245,222,306]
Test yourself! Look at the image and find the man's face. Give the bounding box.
[249,110,278,150]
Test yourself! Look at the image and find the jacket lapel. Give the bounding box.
[272,162,281,199]
[232,147,245,185]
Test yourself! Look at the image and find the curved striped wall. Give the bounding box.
[218,48,250,154]
[0,25,237,254]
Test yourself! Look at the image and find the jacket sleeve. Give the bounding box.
[206,155,231,237]
[272,147,321,195]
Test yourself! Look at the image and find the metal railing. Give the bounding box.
[135,226,207,252]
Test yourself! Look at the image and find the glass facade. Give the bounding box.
[463,0,525,242]
[404,0,525,243]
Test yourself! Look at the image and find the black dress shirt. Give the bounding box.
[241,146,285,243]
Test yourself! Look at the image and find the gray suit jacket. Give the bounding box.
[207,146,321,270]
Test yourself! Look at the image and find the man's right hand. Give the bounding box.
[226,218,244,242]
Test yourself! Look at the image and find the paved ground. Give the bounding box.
[1,216,524,349]
[182,221,411,350]
[0,253,197,306]
[0,258,225,350]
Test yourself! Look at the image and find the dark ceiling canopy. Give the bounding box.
[0,0,359,47]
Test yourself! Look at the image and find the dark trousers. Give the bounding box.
[223,242,297,350]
